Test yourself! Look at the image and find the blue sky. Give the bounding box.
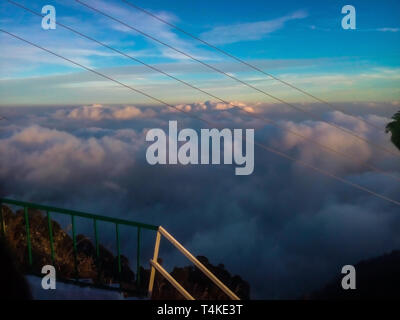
[1,1,400,299]
[0,0,399,105]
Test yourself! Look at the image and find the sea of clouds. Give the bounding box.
[0,101,399,298]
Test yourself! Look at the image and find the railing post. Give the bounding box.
[1,198,162,296]
[93,219,100,280]
[93,219,99,257]
[148,228,161,299]
[0,201,5,237]
[115,223,121,276]
[136,226,141,286]
[71,215,78,281]
[24,206,32,267]
[46,211,55,264]
[93,219,100,282]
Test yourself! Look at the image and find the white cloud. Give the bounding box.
[54,104,156,120]
[1,105,400,299]
[200,10,308,45]
[172,101,255,113]
[82,0,215,61]
[376,28,399,32]
[0,124,143,184]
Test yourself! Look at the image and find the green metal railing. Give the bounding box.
[0,198,158,292]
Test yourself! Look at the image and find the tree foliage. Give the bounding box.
[385,111,400,151]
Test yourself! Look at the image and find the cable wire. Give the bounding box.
[6,0,400,181]
[6,0,400,183]
[74,0,400,159]
[1,28,399,207]
[120,0,388,132]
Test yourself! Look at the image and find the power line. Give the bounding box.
[120,0,387,132]
[1,28,399,207]
[254,140,400,207]
[74,0,400,160]
[7,0,400,183]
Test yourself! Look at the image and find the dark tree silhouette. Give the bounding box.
[0,238,32,299]
[386,111,400,151]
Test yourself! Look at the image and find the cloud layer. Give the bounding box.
[54,104,156,120]
[0,102,399,298]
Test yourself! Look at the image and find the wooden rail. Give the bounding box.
[148,226,240,300]
[150,259,194,300]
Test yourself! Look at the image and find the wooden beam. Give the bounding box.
[150,259,195,300]
[158,226,240,300]
[148,230,161,299]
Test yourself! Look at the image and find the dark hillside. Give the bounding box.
[309,250,400,299]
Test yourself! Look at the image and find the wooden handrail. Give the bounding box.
[148,226,240,300]
[150,260,195,300]
[148,230,161,298]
